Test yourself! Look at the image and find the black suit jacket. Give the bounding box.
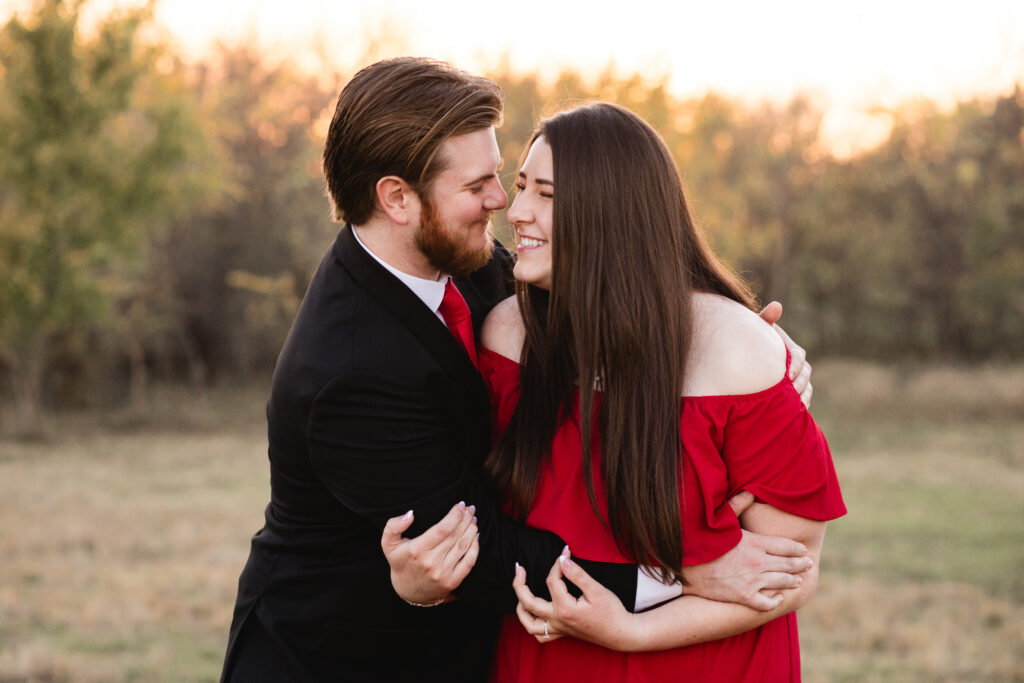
[222,226,636,682]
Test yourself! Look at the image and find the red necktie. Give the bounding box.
[439,279,478,369]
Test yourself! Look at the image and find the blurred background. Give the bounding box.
[0,0,1021,680]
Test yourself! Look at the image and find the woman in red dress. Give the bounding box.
[479,102,846,682]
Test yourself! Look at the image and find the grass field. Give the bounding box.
[1,363,1022,682]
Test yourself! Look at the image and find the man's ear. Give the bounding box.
[375,176,420,225]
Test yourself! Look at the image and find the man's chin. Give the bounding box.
[416,211,496,277]
[447,240,493,278]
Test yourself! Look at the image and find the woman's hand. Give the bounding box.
[380,502,479,605]
[512,548,637,650]
[513,499,828,653]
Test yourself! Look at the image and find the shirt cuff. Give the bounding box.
[634,566,683,611]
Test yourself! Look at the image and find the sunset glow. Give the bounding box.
[3,0,1022,156]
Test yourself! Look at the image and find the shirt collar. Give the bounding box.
[351,225,447,314]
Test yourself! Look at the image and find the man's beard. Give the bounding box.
[415,196,494,278]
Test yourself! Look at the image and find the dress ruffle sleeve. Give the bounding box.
[679,370,846,565]
[478,346,846,569]
[717,380,847,521]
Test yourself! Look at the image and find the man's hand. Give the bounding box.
[380,502,479,605]
[680,490,812,611]
[758,301,812,407]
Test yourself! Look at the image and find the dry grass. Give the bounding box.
[1,363,1022,682]
[0,426,269,682]
[804,360,1024,682]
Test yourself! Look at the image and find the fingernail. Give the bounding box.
[795,577,803,586]
[458,501,466,510]
[402,510,413,521]
[515,561,520,574]
[472,516,477,525]
[467,504,476,514]
[561,545,570,558]
[807,558,814,569]
[559,555,575,569]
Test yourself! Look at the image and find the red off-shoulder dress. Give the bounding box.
[480,347,846,683]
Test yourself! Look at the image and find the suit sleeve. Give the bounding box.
[306,370,637,613]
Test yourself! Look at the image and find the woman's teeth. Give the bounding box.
[519,237,547,248]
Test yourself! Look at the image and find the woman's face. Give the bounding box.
[507,137,554,290]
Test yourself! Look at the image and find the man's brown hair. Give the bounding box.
[322,57,504,225]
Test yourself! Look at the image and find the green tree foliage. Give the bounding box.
[157,45,336,380]
[791,90,1024,358]
[2,29,1022,418]
[0,0,214,422]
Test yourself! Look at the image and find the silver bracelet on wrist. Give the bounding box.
[402,596,446,607]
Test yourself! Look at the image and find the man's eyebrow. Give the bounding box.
[518,171,553,186]
[463,160,505,188]
[463,171,500,187]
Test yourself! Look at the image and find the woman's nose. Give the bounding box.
[506,195,528,224]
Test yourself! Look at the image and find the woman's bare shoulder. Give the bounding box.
[687,293,786,396]
[480,295,525,361]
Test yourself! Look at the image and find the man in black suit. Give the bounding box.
[221,57,813,682]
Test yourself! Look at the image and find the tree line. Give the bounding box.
[2,0,1022,422]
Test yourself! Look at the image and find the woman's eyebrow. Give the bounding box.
[518,171,553,186]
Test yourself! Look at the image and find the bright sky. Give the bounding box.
[5,0,1023,156]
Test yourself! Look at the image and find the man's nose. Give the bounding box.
[485,180,508,210]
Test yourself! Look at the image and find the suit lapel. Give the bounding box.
[333,225,489,405]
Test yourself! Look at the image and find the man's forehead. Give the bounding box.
[437,128,500,179]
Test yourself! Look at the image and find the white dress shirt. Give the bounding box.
[351,225,448,323]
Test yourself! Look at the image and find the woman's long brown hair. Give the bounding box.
[485,103,755,582]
